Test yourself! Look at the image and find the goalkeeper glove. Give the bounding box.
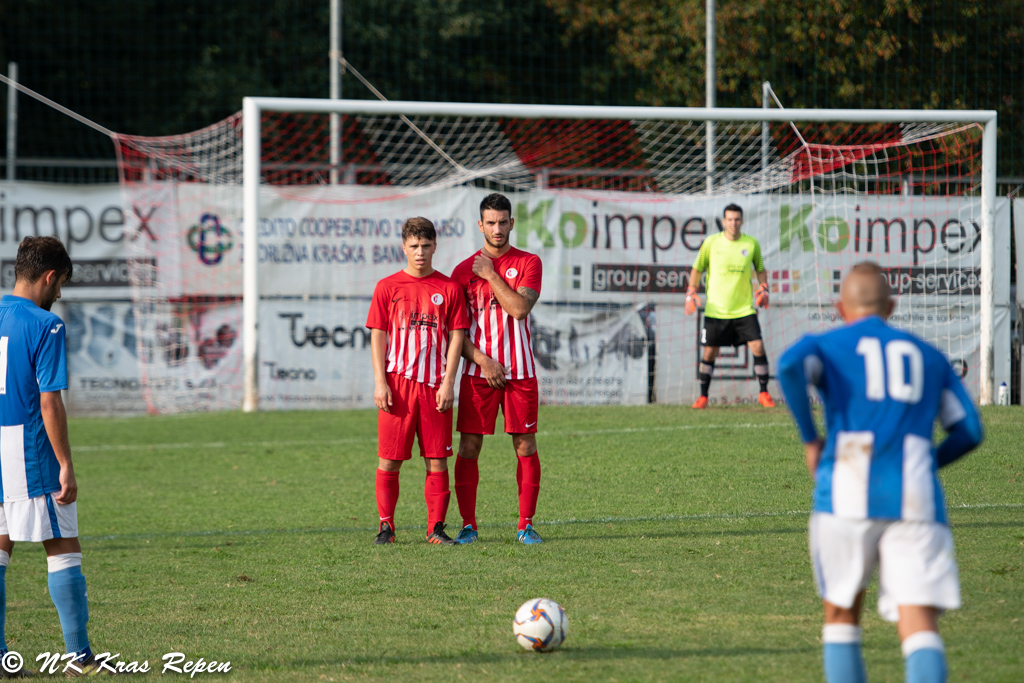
[755,283,770,309]
[685,286,702,315]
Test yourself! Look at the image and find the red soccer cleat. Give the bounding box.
[758,392,776,408]
[691,396,709,409]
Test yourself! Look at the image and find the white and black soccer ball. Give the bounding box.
[513,598,567,652]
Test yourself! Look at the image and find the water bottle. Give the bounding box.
[997,382,1009,406]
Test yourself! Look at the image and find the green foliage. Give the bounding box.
[0,405,1018,680]
[0,1,1020,176]
[548,0,1023,175]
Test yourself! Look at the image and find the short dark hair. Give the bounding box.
[402,217,436,242]
[480,193,512,218]
[723,203,743,218]
[15,236,73,284]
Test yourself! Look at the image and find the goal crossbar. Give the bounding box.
[240,98,999,410]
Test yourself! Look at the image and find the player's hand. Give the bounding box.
[436,382,455,412]
[56,465,78,505]
[685,286,702,315]
[472,253,496,280]
[480,356,507,389]
[755,283,770,309]
[804,438,824,479]
[375,380,393,413]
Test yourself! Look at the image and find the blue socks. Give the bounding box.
[0,550,9,651]
[823,624,947,683]
[903,631,947,683]
[47,554,90,654]
[823,624,866,683]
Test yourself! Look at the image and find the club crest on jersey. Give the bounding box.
[431,293,444,305]
[741,249,749,256]
[505,268,518,279]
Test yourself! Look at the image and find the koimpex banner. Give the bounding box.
[130,183,1009,307]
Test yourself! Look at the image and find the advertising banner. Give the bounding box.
[4,181,1009,412]
[530,303,652,406]
[133,300,243,414]
[655,301,1010,405]
[61,300,146,416]
[0,181,143,298]
[257,299,375,411]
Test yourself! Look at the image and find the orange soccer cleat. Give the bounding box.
[758,392,776,408]
[691,396,709,409]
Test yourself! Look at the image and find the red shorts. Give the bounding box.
[456,374,539,435]
[377,373,453,460]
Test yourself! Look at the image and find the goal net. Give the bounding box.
[113,101,1008,414]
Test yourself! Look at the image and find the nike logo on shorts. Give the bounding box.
[525,421,536,428]
[446,446,453,451]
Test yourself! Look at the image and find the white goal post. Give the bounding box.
[240,97,999,411]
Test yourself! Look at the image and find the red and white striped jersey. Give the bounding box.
[451,247,543,380]
[366,270,469,388]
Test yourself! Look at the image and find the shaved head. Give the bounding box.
[838,262,894,322]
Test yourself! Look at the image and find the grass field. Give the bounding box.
[2,405,1020,681]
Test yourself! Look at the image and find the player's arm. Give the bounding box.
[777,336,825,476]
[461,337,506,389]
[40,391,77,504]
[472,253,539,321]
[685,267,703,315]
[436,329,466,412]
[935,365,984,467]
[370,328,392,413]
[686,239,710,315]
[753,241,769,308]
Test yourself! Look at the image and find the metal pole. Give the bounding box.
[247,98,998,124]
[242,97,261,412]
[979,115,997,405]
[761,81,770,178]
[705,0,715,194]
[5,62,16,181]
[329,0,342,185]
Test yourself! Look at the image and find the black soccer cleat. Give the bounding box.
[374,521,396,545]
[426,522,458,545]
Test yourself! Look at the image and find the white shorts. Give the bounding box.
[0,493,78,542]
[809,512,960,622]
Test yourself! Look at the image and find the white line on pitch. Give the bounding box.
[72,422,790,453]
[78,502,1023,542]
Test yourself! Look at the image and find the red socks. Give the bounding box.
[381,453,538,534]
[517,453,541,530]
[375,469,400,529]
[454,455,479,530]
[424,470,451,531]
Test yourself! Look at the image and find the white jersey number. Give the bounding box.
[0,336,7,394]
[856,336,923,404]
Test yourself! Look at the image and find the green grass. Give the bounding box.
[2,406,1021,681]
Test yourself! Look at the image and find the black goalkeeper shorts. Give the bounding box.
[701,314,762,348]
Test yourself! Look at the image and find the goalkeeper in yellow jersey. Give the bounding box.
[685,203,774,408]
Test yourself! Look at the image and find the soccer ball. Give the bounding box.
[513,598,567,652]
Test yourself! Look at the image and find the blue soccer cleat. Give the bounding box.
[454,525,478,545]
[517,524,543,545]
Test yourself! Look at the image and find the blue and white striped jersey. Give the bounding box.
[778,315,982,524]
[0,295,68,503]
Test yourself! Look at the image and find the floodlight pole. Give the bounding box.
[5,62,16,181]
[329,0,343,185]
[242,97,261,412]
[705,0,715,194]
